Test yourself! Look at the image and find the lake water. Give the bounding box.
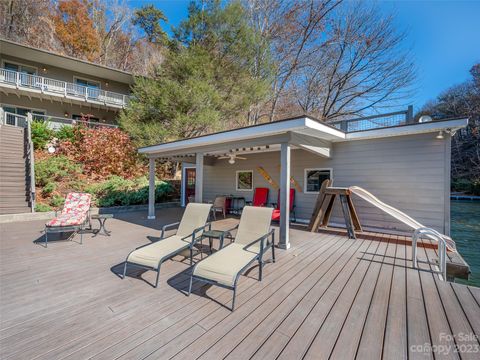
[451,200,480,287]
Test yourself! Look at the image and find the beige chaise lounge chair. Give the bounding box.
[122,203,212,288]
[188,206,275,310]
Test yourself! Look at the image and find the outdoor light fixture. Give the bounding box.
[228,157,235,165]
[436,131,444,139]
[42,67,47,73]
[419,115,432,123]
[64,112,69,117]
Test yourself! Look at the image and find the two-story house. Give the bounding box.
[0,38,133,126]
[0,39,134,214]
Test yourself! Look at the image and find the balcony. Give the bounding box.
[0,68,130,109]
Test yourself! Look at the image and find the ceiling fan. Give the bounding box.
[218,154,247,164]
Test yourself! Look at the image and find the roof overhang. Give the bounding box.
[0,39,134,84]
[345,118,469,140]
[139,116,345,158]
[138,116,469,159]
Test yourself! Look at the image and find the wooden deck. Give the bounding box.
[0,208,479,359]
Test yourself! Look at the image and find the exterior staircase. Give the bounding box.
[0,125,32,214]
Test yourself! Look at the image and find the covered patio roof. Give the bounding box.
[138,115,468,249]
[138,115,468,159]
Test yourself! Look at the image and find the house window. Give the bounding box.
[236,170,253,191]
[304,168,332,193]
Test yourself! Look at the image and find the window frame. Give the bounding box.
[304,168,333,194]
[73,76,101,89]
[235,170,254,192]
[2,60,38,75]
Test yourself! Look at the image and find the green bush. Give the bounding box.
[86,175,174,207]
[42,182,56,195]
[55,125,76,142]
[35,155,83,187]
[35,203,52,212]
[31,120,54,150]
[452,178,480,195]
[50,194,65,208]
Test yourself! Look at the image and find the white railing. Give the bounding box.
[26,113,36,213]
[0,68,130,108]
[2,111,27,127]
[1,111,117,129]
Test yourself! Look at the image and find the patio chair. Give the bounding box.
[44,192,92,247]
[211,196,227,220]
[188,206,275,311]
[122,203,212,288]
[271,188,296,222]
[246,187,269,207]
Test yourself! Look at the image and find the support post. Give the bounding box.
[279,143,291,249]
[195,153,204,203]
[407,105,414,123]
[148,157,156,219]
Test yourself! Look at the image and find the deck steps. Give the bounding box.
[0,125,31,214]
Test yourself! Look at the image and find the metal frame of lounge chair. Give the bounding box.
[44,210,91,247]
[122,221,211,288]
[188,228,275,311]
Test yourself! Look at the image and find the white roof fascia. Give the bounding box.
[139,117,306,154]
[345,118,469,141]
[139,117,346,155]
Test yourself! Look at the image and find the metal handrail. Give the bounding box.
[26,113,36,212]
[329,106,414,133]
[3,111,27,127]
[32,114,118,129]
[2,112,118,129]
[0,68,130,108]
[412,227,449,280]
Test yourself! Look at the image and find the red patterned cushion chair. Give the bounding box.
[44,192,92,247]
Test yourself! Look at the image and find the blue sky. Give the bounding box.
[128,0,480,112]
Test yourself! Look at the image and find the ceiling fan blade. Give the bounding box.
[235,156,247,160]
[218,156,229,159]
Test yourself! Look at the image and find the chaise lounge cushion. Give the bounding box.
[192,206,273,287]
[127,235,191,269]
[46,212,88,227]
[46,192,91,227]
[192,243,258,287]
[126,203,212,270]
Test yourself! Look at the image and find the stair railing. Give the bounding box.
[26,113,36,212]
[412,227,448,280]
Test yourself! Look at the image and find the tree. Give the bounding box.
[54,0,100,61]
[173,0,272,127]
[419,63,480,191]
[293,2,415,121]
[119,47,223,146]
[132,5,168,44]
[120,0,273,147]
[0,0,59,50]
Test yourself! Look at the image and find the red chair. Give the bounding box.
[271,189,296,222]
[247,187,269,207]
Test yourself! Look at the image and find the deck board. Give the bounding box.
[0,208,478,360]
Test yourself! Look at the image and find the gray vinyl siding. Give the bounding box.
[201,133,449,234]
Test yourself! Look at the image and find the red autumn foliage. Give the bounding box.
[58,126,145,179]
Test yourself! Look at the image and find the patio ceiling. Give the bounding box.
[138,116,345,159]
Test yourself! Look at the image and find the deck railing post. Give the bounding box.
[195,153,204,203]
[279,142,291,249]
[148,157,156,219]
[407,105,414,123]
